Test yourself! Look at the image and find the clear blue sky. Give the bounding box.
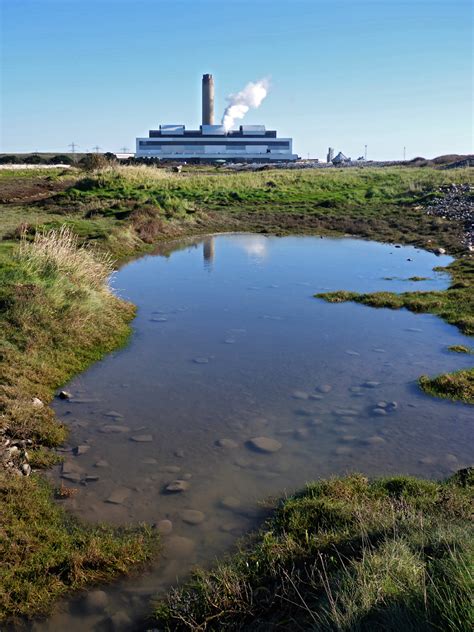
[0,0,472,159]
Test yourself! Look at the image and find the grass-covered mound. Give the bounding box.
[0,476,158,622]
[419,369,474,405]
[152,472,473,631]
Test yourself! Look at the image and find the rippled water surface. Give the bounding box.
[38,234,472,631]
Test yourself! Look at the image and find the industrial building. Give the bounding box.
[135,74,298,162]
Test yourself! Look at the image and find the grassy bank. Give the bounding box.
[0,227,159,623]
[151,471,473,631]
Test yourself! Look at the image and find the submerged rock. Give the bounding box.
[130,434,153,443]
[164,479,189,493]
[316,384,332,393]
[247,436,282,453]
[155,519,173,535]
[94,459,109,468]
[221,496,241,510]
[165,536,195,559]
[292,390,309,400]
[215,438,239,449]
[105,487,131,505]
[362,381,380,388]
[84,590,108,614]
[99,425,130,434]
[157,465,181,473]
[181,509,205,525]
[73,444,90,456]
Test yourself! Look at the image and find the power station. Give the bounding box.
[135,74,298,163]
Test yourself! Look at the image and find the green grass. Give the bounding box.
[419,368,474,404]
[151,472,473,631]
[0,228,160,622]
[0,475,158,621]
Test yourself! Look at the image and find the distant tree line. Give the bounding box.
[0,152,118,166]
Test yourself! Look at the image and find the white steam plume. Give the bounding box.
[221,78,270,131]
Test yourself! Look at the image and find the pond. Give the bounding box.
[39,234,472,631]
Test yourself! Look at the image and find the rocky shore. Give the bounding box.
[424,183,474,250]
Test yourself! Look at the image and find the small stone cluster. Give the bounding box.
[1,431,33,477]
[424,184,474,251]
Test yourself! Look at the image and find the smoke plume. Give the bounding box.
[221,78,270,131]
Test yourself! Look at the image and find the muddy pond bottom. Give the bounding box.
[40,234,472,631]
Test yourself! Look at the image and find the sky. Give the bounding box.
[0,0,472,160]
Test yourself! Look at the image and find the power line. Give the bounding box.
[92,145,102,153]
[120,146,130,153]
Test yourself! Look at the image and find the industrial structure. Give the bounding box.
[135,74,298,162]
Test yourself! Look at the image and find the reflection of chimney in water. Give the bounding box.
[203,237,215,267]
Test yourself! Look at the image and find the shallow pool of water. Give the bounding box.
[38,234,472,631]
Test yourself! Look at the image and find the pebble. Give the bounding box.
[308,394,324,401]
[215,438,239,449]
[164,479,189,493]
[99,425,130,433]
[85,474,99,482]
[193,357,209,364]
[150,317,168,322]
[334,408,359,417]
[21,463,32,476]
[224,338,236,344]
[104,410,123,418]
[362,381,380,388]
[247,436,282,453]
[346,350,360,356]
[181,509,205,525]
[158,465,181,473]
[292,390,309,400]
[84,590,108,614]
[130,434,153,443]
[165,536,195,559]
[58,390,72,400]
[73,445,90,456]
[307,418,323,426]
[316,384,332,393]
[142,458,158,465]
[94,459,109,468]
[221,496,241,509]
[155,519,173,535]
[349,386,362,393]
[174,449,185,458]
[377,401,388,409]
[372,408,388,417]
[106,487,131,504]
[365,435,386,445]
[32,397,44,408]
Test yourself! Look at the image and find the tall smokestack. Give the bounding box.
[202,74,214,125]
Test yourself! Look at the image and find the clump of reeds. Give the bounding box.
[19,226,114,291]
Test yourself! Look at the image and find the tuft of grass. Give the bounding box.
[448,345,474,354]
[419,368,474,405]
[151,472,473,631]
[0,475,159,621]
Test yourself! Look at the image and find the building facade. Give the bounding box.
[136,124,297,162]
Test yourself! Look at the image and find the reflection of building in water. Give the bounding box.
[203,237,215,267]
